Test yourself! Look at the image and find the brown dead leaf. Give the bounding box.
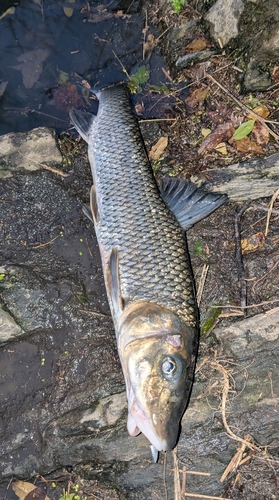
[13,49,50,89]
[12,480,51,500]
[149,136,168,160]
[215,142,228,155]
[198,122,235,154]
[185,37,208,53]
[135,102,144,115]
[272,64,279,83]
[252,120,270,145]
[143,34,155,59]
[248,105,270,119]
[241,232,265,254]
[230,136,264,154]
[186,85,210,108]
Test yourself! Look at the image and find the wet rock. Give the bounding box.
[243,59,272,92]
[176,50,216,69]
[0,306,23,342]
[204,0,279,91]
[205,0,245,47]
[0,127,62,177]
[0,129,278,499]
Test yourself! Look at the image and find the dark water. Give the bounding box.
[0,0,148,135]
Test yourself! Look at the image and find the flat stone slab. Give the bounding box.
[0,127,62,177]
[195,152,279,201]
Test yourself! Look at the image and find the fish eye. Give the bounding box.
[161,356,182,381]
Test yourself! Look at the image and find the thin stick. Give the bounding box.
[196,264,209,307]
[265,187,279,236]
[185,494,231,500]
[205,73,279,141]
[181,466,187,499]
[173,448,181,500]
[40,163,68,177]
[211,298,279,309]
[32,234,59,249]
[234,205,248,312]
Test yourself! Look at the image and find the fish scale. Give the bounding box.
[87,86,197,327]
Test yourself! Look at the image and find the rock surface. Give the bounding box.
[0,127,62,177]
[205,0,245,47]
[0,128,278,499]
[194,152,279,201]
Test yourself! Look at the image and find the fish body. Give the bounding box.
[70,86,227,455]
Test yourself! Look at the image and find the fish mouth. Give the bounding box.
[126,386,173,452]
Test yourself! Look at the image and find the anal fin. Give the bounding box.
[106,248,123,321]
[160,177,228,230]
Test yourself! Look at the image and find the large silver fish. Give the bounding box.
[70,86,227,460]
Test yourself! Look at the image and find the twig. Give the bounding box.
[142,9,148,60]
[138,118,177,123]
[210,361,260,452]
[173,448,181,500]
[32,234,59,249]
[181,466,187,499]
[251,203,279,216]
[234,204,248,312]
[220,434,251,482]
[40,163,68,177]
[211,298,279,309]
[185,494,231,499]
[205,73,279,141]
[265,187,279,236]
[196,264,209,307]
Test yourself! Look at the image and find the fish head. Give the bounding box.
[117,301,197,452]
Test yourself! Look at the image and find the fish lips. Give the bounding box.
[126,381,183,452]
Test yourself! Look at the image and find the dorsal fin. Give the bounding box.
[69,109,95,143]
[160,177,228,230]
[106,248,123,321]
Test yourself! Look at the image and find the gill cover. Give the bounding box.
[117,301,197,452]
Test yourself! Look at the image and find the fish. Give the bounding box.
[69,85,227,460]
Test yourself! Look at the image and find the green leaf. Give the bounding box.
[232,120,255,140]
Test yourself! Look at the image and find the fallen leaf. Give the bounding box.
[252,121,270,145]
[230,136,264,154]
[143,34,155,59]
[12,480,51,500]
[248,105,270,119]
[215,142,228,155]
[186,85,210,108]
[241,232,265,254]
[272,65,279,83]
[198,122,235,154]
[0,6,15,19]
[13,49,49,89]
[185,37,208,53]
[149,136,168,160]
[0,81,8,98]
[201,128,211,137]
[232,120,255,140]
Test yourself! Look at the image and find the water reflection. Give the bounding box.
[0,0,145,135]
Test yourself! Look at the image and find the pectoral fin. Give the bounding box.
[106,248,123,321]
[69,109,95,143]
[160,177,228,230]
